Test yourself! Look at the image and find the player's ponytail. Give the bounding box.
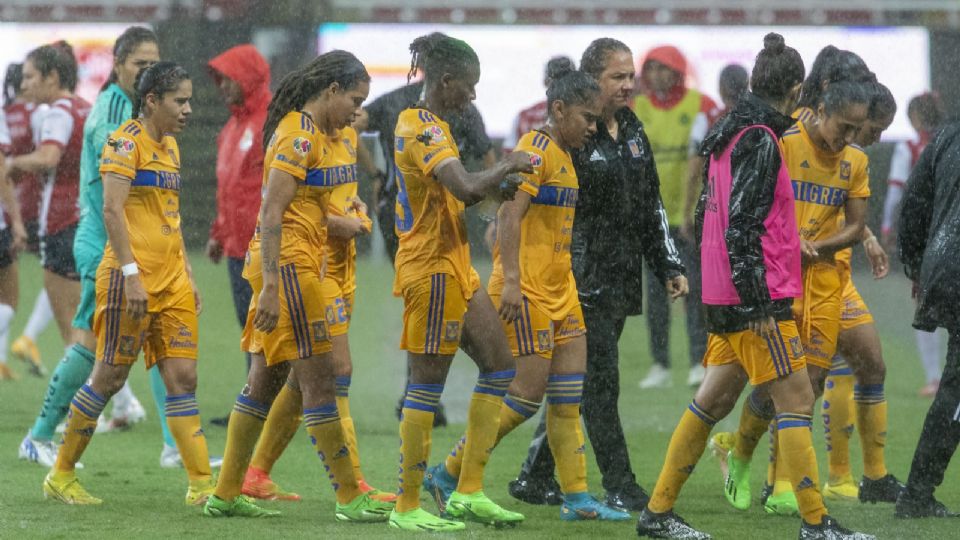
[750,32,804,102]
[131,61,190,120]
[407,32,479,84]
[798,46,875,109]
[102,26,158,93]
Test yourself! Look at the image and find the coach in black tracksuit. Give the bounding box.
[896,122,960,519]
[510,38,687,512]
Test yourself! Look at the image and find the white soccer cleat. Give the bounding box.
[97,399,147,433]
[687,365,706,387]
[19,433,83,469]
[160,443,223,469]
[639,364,672,389]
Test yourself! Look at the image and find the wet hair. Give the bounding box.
[544,56,575,82]
[820,81,871,116]
[407,32,479,85]
[101,26,158,92]
[262,50,370,152]
[866,82,896,122]
[3,63,22,105]
[580,38,631,80]
[131,61,190,120]
[798,46,875,109]
[719,64,749,103]
[750,33,805,101]
[907,93,944,132]
[26,41,78,92]
[545,63,600,116]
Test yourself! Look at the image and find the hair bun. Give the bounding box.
[763,33,785,54]
[546,56,576,81]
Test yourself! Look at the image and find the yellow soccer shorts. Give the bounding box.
[241,262,333,365]
[792,262,842,370]
[703,320,807,386]
[320,276,354,338]
[400,273,471,356]
[94,266,198,369]
[490,294,586,360]
[837,265,874,332]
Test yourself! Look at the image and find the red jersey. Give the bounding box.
[3,101,43,223]
[503,100,548,152]
[37,95,90,235]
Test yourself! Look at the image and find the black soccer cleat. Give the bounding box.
[798,515,876,540]
[636,508,711,539]
[858,474,904,504]
[894,491,959,519]
[508,475,563,506]
[607,484,651,512]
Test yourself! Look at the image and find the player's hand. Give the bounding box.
[666,275,689,301]
[254,286,280,333]
[863,236,889,279]
[496,174,522,202]
[205,238,223,264]
[498,280,523,323]
[123,273,148,321]
[800,239,819,264]
[749,316,777,340]
[348,198,372,234]
[352,108,370,131]
[504,151,535,175]
[10,220,27,253]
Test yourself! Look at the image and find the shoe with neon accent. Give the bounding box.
[0,363,17,380]
[335,492,393,522]
[858,474,904,504]
[709,432,734,481]
[423,463,457,514]
[823,475,859,501]
[388,507,466,532]
[43,472,102,505]
[186,478,216,505]
[241,467,301,501]
[723,452,751,510]
[203,494,281,518]
[445,491,524,528]
[798,515,876,539]
[636,507,712,539]
[11,336,45,377]
[763,490,799,516]
[560,492,631,521]
[358,478,397,503]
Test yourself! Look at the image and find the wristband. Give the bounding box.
[121,263,139,277]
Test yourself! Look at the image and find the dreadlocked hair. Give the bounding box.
[407,32,479,84]
[26,41,78,93]
[262,50,370,153]
[798,46,875,109]
[102,26,158,92]
[131,61,190,120]
[3,63,22,105]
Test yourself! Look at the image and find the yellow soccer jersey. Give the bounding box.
[245,111,330,278]
[99,119,185,294]
[392,108,476,296]
[325,126,369,296]
[782,119,870,242]
[489,130,579,319]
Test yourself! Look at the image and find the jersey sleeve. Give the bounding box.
[39,104,74,149]
[99,128,140,180]
[887,141,911,185]
[269,125,316,181]
[406,118,458,177]
[513,134,545,198]
[848,154,871,199]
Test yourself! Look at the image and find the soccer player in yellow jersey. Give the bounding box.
[43,62,216,506]
[203,51,392,521]
[387,32,532,532]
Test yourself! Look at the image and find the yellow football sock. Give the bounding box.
[735,391,774,462]
[546,374,587,495]
[334,376,364,482]
[776,413,827,525]
[55,385,106,473]
[444,392,538,479]
[456,370,513,494]
[250,383,302,475]
[165,393,212,482]
[855,384,888,480]
[823,369,855,481]
[304,403,361,504]
[649,401,717,513]
[216,395,270,500]
[396,383,442,512]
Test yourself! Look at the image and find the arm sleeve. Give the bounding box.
[514,137,543,198]
[39,105,74,149]
[636,130,684,281]
[848,155,871,199]
[898,135,939,282]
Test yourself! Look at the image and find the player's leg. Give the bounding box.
[0,241,17,380]
[12,290,52,375]
[41,227,81,348]
[915,329,942,397]
[821,355,857,499]
[639,266,672,388]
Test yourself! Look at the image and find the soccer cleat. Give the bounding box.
[858,474,904,504]
[759,483,773,506]
[723,451,751,510]
[160,444,224,470]
[11,335,46,377]
[358,479,397,503]
[388,507,466,532]
[43,472,102,505]
[19,434,59,467]
[709,431,735,480]
[636,507,712,539]
[335,492,393,523]
[894,491,959,519]
[203,494,281,518]
[446,490,525,528]
[508,475,564,506]
[423,463,457,514]
[241,466,301,501]
[823,475,860,501]
[764,490,799,516]
[639,364,672,389]
[560,492,632,521]
[0,363,17,380]
[798,515,876,539]
[186,478,216,506]
[605,484,650,512]
[687,365,706,388]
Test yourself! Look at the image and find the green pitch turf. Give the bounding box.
[0,251,956,539]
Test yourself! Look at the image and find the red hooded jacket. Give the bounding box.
[208,44,271,259]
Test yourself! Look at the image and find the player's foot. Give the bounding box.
[12,336,45,377]
[639,364,672,389]
[763,490,799,516]
[823,474,860,501]
[241,466,301,501]
[159,444,223,470]
[687,365,706,387]
[859,474,904,504]
[19,434,59,467]
[894,491,958,518]
[203,494,280,518]
[388,507,465,531]
[709,431,735,480]
[358,478,397,503]
[636,507,712,539]
[723,451,751,510]
[508,474,563,506]
[335,492,393,522]
[918,380,939,398]
[0,363,18,380]
[446,491,524,528]
[560,492,632,521]
[43,471,102,505]
[605,483,650,512]
[798,515,876,539]
[186,478,216,505]
[423,462,456,514]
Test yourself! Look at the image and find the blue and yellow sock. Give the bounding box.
[165,393,211,482]
[216,395,269,500]
[334,375,364,482]
[823,359,855,481]
[396,383,443,512]
[30,343,95,441]
[546,373,587,495]
[776,413,826,525]
[305,403,360,504]
[854,383,888,479]
[250,383,302,475]
[148,365,176,448]
[649,400,718,513]
[444,391,538,479]
[54,384,107,474]
[456,369,513,494]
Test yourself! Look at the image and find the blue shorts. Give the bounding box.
[71,238,104,331]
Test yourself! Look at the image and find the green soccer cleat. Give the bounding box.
[763,490,799,516]
[202,494,281,518]
[335,492,393,523]
[446,490,525,528]
[723,451,752,511]
[388,507,466,532]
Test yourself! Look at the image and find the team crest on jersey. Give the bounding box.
[443,321,461,342]
[839,160,851,181]
[789,336,804,358]
[112,137,135,155]
[343,138,356,157]
[627,139,642,158]
[292,137,312,157]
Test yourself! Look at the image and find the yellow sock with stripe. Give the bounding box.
[333,376,365,482]
[397,383,443,512]
[854,383,888,479]
[165,393,212,482]
[54,384,106,474]
[216,394,270,500]
[305,403,361,504]
[766,422,779,488]
[457,369,514,494]
[649,401,717,513]
[776,413,827,525]
[546,373,587,495]
[823,361,855,481]
[445,392,539,479]
[250,383,302,475]
[735,390,774,461]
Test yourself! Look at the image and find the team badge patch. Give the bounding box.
[292,137,312,157]
[789,336,804,359]
[529,153,543,167]
[312,321,328,341]
[119,335,137,356]
[839,160,851,181]
[443,321,461,342]
[536,329,553,351]
[420,125,446,145]
[112,137,135,155]
[627,139,642,158]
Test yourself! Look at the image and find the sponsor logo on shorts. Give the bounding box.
[443,321,461,342]
[168,327,197,349]
[312,320,328,341]
[789,336,803,359]
[119,335,137,356]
